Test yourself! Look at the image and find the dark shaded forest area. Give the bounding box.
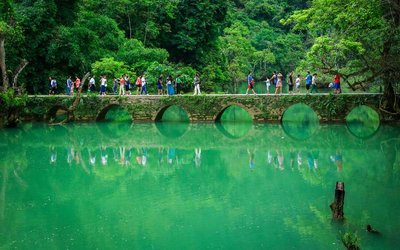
[1,0,399,102]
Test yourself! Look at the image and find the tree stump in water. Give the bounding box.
[330,181,345,220]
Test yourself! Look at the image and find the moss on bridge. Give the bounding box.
[16,93,397,124]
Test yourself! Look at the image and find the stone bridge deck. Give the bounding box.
[23,93,398,123]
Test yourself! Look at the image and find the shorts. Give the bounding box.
[306,84,311,90]
[288,84,293,91]
[157,83,163,90]
[334,83,340,89]
[100,85,106,92]
[125,85,130,91]
[247,84,253,89]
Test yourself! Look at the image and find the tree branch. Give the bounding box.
[12,59,28,90]
[0,35,9,91]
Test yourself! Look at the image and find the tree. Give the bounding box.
[220,22,256,93]
[284,0,400,113]
[0,2,28,92]
[165,0,228,66]
[92,57,132,80]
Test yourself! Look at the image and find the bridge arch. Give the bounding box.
[96,104,132,122]
[281,103,320,140]
[214,103,255,122]
[46,105,69,123]
[153,105,191,122]
[345,105,381,138]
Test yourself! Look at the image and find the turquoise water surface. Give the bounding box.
[0,107,399,249]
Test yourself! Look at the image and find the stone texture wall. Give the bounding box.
[20,94,395,123]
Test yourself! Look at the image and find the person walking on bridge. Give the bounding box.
[66,76,72,95]
[140,74,148,95]
[157,74,164,95]
[119,75,125,96]
[193,73,201,95]
[305,71,312,94]
[246,72,256,95]
[310,73,318,93]
[275,72,283,95]
[288,72,294,94]
[333,73,341,94]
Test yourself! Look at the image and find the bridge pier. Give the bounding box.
[17,94,398,124]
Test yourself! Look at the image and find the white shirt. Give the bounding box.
[101,78,107,86]
[295,77,300,86]
[141,77,146,86]
[89,78,95,85]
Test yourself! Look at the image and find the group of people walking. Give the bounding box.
[49,73,202,96]
[49,71,341,96]
[247,71,341,95]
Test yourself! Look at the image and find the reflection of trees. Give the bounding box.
[1,123,400,248]
[0,128,29,221]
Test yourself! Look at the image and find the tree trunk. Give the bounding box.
[127,13,132,39]
[0,35,9,91]
[56,72,90,124]
[380,0,400,114]
[12,59,29,91]
[330,181,345,220]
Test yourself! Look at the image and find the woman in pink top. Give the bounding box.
[75,76,81,90]
[119,75,125,96]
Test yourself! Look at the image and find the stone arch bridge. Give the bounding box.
[23,93,397,123]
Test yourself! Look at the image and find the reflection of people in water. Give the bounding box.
[366,224,380,234]
[88,149,96,166]
[136,148,148,166]
[125,148,132,166]
[289,149,295,170]
[267,150,273,165]
[101,146,108,166]
[168,148,176,165]
[312,150,319,169]
[276,149,284,170]
[119,146,126,166]
[247,148,255,170]
[307,150,319,170]
[50,146,57,164]
[67,147,74,165]
[194,148,202,168]
[330,150,342,172]
[158,147,164,166]
[297,151,303,169]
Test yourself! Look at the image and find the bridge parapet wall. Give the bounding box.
[21,94,396,123]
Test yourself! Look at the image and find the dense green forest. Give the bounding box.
[0,0,399,98]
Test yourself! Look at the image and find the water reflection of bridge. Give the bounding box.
[6,122,395,151]
[23,93,397,123]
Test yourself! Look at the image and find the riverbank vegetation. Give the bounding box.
[0,0,399,111]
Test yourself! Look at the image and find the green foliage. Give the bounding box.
[0,89,28,109]
[2,0,397,97]
[91,57,133,80]
[284,0,399,93]
[117,39,169,73]
[341,232,361,250]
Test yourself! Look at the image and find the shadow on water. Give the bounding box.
[281,104,319,140]
[346,105,380,139]
[155,122,190,139]
[96,106,133,137]
[104,106,131,122]
[156,105,190,138]
[216,105,253,139]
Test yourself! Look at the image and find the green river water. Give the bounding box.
[0,106,399,249]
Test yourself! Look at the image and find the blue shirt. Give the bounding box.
[306,74,312,85]
[248,75,253,84]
